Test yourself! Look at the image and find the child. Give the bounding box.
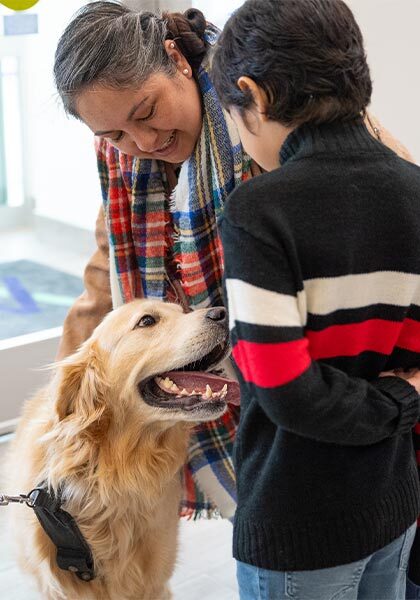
[212,0,420,598]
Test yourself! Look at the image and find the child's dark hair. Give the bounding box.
[211,0,372,127]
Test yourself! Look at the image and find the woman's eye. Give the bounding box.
[136,315,157,328]
[109,131,124,142]
[138,105,156,122]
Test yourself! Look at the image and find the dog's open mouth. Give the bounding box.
[138,341,240,413]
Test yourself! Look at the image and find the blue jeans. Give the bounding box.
[237,523,416,600]
[407,578,420,600]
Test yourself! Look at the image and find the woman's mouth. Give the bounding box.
[154,131,177,156]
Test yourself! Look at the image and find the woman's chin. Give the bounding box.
[132,135,194,163]
[158,142,193,164]
[162,153,189,164]
[158,133,196,164]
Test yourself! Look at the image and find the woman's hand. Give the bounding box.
[379,368,420,394]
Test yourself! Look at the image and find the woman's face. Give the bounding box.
[76,70,203,163]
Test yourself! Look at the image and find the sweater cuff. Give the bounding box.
[372,376,420,434]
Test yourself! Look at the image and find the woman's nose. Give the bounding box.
[130,126,159,154]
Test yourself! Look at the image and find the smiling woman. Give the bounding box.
[55,1,203,163]
[53,0,257,522]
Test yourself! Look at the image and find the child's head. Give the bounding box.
[212,0,372,170]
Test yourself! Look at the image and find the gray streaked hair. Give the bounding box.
[54,1,174,118]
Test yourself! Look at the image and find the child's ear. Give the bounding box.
[55,341,110,439]
[237,76,271,120]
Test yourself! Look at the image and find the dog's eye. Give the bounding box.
[136,315,157,328]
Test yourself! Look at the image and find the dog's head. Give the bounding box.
[55,300,238,435]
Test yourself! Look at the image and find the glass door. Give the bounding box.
[0,69,6,206]
[0,55,24,210]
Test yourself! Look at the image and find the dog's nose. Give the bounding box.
[206,307,227,323]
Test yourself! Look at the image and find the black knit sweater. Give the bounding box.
[220,119,420,571]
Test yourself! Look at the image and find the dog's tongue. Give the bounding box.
[161,371,240,406]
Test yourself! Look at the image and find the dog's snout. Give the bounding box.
[206,307,227,324]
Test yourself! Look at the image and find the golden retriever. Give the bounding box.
[6,300,238,600]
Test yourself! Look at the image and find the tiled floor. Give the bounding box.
[0,227,239,599]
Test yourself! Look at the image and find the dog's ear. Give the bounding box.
[55,341,111,439]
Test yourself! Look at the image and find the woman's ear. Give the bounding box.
[55,341,110,440]
[164,39,193,78]
[237,76,270,121]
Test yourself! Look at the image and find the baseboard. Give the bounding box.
[0,420,18,437]
[0,205,33,230]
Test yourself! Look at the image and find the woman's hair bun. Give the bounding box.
[184,8,206,40]
[164,8,208,71]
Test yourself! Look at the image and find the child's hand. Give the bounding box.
[379,368,420,393]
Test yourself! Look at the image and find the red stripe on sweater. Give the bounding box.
[397,318,420,354]
[306,318,420,360]
[232,338,311,388]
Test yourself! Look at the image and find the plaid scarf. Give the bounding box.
[97,25,252,518]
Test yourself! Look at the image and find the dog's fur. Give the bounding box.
[6,300,230,600]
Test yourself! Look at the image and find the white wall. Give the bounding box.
[347,0,420,164]
[1,0,101,230]
[25,0,102,230]
[193,0,243,30]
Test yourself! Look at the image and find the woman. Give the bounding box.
[54,0,415,524]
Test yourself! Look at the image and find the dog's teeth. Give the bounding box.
[219,383,227,398]
[171,383,179,392]
[180,388,189,396]
[205,385,213,398]
[190,390,197,396]
[163,377,174,390]
[220,384,228,398]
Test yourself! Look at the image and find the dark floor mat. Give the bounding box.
[0,260,84,340]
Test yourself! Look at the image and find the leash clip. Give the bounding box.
[0,493,32,506]
[0,488,41,507]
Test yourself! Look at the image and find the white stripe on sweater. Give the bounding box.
[304,271,420,315]
[225,278,306,330]
[226,271,420,330]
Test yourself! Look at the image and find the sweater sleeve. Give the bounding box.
[221,218,420,446]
